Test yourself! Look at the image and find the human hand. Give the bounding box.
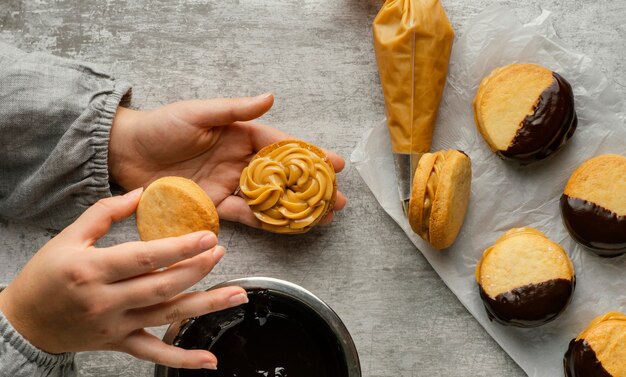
[107,94,347,229]
[0,189,247,369]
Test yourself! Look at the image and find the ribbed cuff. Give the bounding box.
[84,80,132,206]
[0,310,75,369]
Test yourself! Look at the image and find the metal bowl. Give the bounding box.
[155,277,361,377]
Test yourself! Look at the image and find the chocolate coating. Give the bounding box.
[564,339,612,377]
[168,289,347,377]
[501,72,577,163]
[479,278,575,327]
[560,195,626,257]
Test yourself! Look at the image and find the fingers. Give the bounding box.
[64,188,143,245]
[128,286,248,328]
[333,191,348,212]
[318,211,335,226]
[114,246,225,309]
[96,231,217,283]
[216,195,263,228]
[317,192,348,226]
[118,329,218,369]
[167,94,274,128]
[243,121,292,152]
[326,151,346,173]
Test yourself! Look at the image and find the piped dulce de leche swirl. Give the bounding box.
[239,140,336,234]
[419,153,446,240]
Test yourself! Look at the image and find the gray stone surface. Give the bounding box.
[0,1,624,376]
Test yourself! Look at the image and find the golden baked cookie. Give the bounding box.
[473,63,577,163]
[136,177,219,241]
[475,227,575,327]
[239,140,337,234]
[564,312,626,377]
[408,149,471,249]
[561,154,626,257]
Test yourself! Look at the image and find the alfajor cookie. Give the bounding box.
[408,149,471,249]
[561,154,626,257]
[136,177,219,241]
[475,228,575,327]
[239,140,337,234]
[564,312,626,377]
[473,63,577,163]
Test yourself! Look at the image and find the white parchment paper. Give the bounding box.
[351,6,626,376]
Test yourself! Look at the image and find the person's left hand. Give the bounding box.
[0,190,245,369]
[108,94,347,229]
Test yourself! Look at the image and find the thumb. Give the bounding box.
[166,93,274,128]
[64,188,143,245]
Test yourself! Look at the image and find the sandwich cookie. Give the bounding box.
[564,312,626,377]
[136,176,219,241]
[239,140,337,234]
[473,63,577,163]
[408,149,471,249]
[475,228,575,327]
[561,154,626,257]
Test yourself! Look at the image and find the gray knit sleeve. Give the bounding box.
[0,41,132,229]
[0,298,76,376]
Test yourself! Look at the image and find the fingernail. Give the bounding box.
[202,362,217,370]
[254,92,272,100]
[212,246,225,263]
[123,187,143,199]
[199,233,217,250]
[229,292,249,306]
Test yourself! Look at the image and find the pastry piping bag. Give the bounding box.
[373,0,454,212]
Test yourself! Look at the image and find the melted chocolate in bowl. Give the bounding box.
[156,279,359,377]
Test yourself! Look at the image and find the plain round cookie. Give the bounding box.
[408,149,471,249]
[239,139,337,234]
[473,63,577,163]
[475,228,575,327]
[561,154,626,257]
[136,177,219,241]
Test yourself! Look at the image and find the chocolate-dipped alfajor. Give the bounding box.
[561,154,626,257]
[564,312,626,377]
[239,140,337,234]
[475,228,575,327]
[473,63,577,163]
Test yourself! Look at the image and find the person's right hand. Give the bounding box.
[0,188,247,370]
[107,94,347,229]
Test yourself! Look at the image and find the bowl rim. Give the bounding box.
[154,276,361,377]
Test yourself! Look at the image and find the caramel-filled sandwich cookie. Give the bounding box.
[475,228,575,327]
[561,154,626,257]
[408,149,471,249]
[473,63,577,163]
[239,140,337,234]
[136,177,219,241]
[564,312,626,377]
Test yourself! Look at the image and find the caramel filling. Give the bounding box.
[419,154,446,240]
[240,143,335,233]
